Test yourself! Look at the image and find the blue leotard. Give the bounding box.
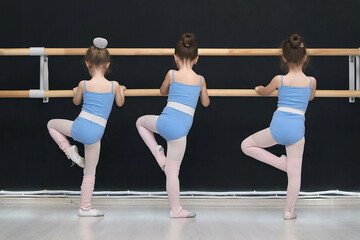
[270,75,312,145]
[156,70,202,141]
[71,81,115,145]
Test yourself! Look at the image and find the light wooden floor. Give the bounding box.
[1,198,360,240]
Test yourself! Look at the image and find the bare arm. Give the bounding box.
[160,70,172,95]
[200,77,210,107]
[255,75,281,96]
[113,81,126,107]
[309,77,317,101]
[73,81,85,105]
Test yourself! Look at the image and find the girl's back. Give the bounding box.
[171,70,201,86]
[83,78,113,93]
[282,73,312,88]
[81,79,114,119]
[168,70,202,109]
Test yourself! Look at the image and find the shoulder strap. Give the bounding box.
[111,81,114,93]
[309,76,312,87]
[83,80,87,91]
[172,70,175,82]
[199,76,203,86]
[281,75,283,86]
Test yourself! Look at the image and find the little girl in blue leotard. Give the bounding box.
[241,33,317,220]
[47,38,126,217]
[136,33,210,218]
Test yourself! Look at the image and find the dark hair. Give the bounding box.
[84,45,110,73]
[175,33,198,61]
[280,33,308,72]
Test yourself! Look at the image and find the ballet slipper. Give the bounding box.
[170,208,196,218]
[283,210,297,220]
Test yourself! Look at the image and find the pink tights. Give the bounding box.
[136,116,166,169]
[241,128,304,218]
[136,115,191,217]
[47,119,101,211]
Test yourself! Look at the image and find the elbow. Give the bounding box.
[116,98,125,107]
[256,90,267,96]
[255,88,268,96]
[202,100,210,107]
[160,88,168,95]
[201,97,210,107]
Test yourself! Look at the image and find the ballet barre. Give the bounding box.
[0,47,359,103]
[0,48,359,56]
[0,89,358,98]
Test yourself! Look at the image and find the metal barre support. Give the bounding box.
[40,55,49,103]
[30,47,49,102]
[349,56,355,103]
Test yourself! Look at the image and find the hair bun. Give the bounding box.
[182,33,195,48]
[289,33,302,48]
[93,37,108,49]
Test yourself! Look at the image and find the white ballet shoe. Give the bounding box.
[186,212,196,218]
[283,211,297,220]
[154,145,164,153]
[69,145,85,168]
[78,208,104,217]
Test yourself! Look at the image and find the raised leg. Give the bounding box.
[241,128,287,172]
[47,119,73,159]
[47,119,84,168]
[136,115,166,170]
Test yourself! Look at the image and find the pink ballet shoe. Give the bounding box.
[283,211,297,220]
[170,209,196,218]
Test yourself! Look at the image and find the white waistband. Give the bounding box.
[79,111,107,127]
[167,101,195,117]
[277,107,305,116]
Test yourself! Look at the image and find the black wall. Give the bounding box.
[0,0,360,191]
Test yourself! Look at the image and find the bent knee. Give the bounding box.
[136,116,144,127]
[47,119,55,130]
[241,137,254,154]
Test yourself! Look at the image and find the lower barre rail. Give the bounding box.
[0,89,358,98]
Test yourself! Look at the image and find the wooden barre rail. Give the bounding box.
[0,90,358,98]
[0,48,359,56]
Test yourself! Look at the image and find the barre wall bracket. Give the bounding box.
[30,47,49,103]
